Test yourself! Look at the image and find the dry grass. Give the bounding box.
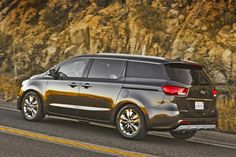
[0,75,20,101]
[217,97,236,133]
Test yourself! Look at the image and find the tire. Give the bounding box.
[116,105,147,140]
[21,91,45,122]
[169,130,196,139]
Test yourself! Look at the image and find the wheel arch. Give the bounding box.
[111,100,150,128]
[18,89,45,114]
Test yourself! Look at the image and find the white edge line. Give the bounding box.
[1,106,236,150]
[149,132,236,150]
[188,139,236,150]
[0,106,19,112]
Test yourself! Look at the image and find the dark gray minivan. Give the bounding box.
[17,53,217,139]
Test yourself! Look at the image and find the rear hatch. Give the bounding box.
[164,63,217,118]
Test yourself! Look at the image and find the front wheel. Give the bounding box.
[21,91,45,122]
[169,130,196,139]
[116,105,147,140]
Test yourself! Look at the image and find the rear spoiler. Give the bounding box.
[163,62,203,69]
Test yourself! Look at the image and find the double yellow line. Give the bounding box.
[0,125,152,157]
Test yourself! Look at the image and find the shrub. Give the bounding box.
[135,3,165,30]
[21,0,47,10]
[96,0,113,8]
[43,4,69,30]
[0,31,12,51]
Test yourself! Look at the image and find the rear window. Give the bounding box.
[165,64,211,85]
[126,61,167,79]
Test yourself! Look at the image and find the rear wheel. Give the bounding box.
[21,91,45,122]
[116,105,147,140]
[169,130,196,139]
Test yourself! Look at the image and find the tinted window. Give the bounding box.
[126,62,167,79]
[88,59,125,79]
[58,59,88,78]
[166,65,210,85]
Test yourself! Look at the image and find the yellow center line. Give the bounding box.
[0,125,153,157]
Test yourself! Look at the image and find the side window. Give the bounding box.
[126,61,166,79]
[88,59,125,79]
[58,58,88,78]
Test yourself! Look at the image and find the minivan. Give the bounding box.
[17,53,217,139]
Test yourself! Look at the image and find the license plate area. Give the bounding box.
[195,101,204,110]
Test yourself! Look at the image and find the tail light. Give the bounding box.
[178,120,191,125]
[212,89,217,97]
[162,85,189,96]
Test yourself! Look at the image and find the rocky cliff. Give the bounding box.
[0,0,235,132]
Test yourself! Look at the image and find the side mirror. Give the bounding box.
[49,69,56,78]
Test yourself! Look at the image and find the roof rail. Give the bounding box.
[98,53,165,60]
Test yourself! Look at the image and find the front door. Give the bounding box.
[78,58,126,121]
[45,58,89,118]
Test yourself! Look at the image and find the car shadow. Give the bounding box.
[43,116,193,146]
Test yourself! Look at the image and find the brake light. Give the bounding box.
[162,85,189,96]
[212,89,217,97]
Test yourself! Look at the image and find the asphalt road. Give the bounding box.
[0,102,236,157]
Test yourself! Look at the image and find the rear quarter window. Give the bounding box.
[126,61,167,79]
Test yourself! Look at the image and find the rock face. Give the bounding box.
[0,0,235,131]
[0,0,235,84]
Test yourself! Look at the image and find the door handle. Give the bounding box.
[82,83,91,89]
[68,82,78,88]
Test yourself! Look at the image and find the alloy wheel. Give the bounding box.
[119,108,141,136]
[23,95,39,120]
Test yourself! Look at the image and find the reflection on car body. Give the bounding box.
[17,53,217,139]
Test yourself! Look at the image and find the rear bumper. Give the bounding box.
[149,117,217,131]
[146,100,217,130]
[174,124,216,131]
